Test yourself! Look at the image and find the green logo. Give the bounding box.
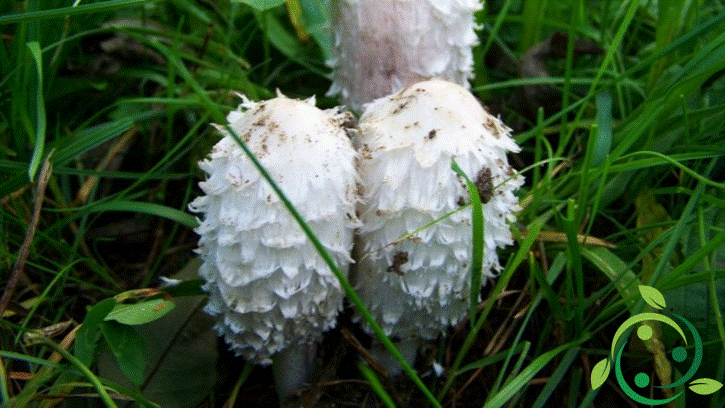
[591,285,723,404]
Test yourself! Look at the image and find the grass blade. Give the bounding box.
[0,0,153,25]
[451,159,485,328]
[84,201,198,229]
[484,339,588,408]
[359,362,397,408]
[25,42,45,181]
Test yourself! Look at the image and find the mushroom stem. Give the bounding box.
[272,342,318,401]
[369,338,421,377]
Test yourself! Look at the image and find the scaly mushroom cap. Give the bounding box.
[355,78,523,340]
[327,0,482,111]
[189,93,359,364]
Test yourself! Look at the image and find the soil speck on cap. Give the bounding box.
[475,168,494,203]
[388,251,408,276]
[484,117,501,139]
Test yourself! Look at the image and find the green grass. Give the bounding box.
[2,0,725,407]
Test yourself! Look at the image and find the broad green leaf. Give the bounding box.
[639,285,666,310]
[101,321,147,386]
[233,0,284,11]
[688,378,723,395]
[161,278,205,297]
[74,298,117,366]
[299,0,331,59]
[97,259,218,408]
[590,358,610,390]
[105,298,175,325]
[257,11,305,60]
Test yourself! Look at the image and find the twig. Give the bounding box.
[341,327,389,378]
[0,150,54,315]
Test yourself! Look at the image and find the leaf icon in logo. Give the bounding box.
[591,358,611,390]
[639,285,666,309]
[688,378,723,395]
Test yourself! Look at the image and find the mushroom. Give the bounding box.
[188,92,359,399]
[354,78,523,372]
[327,0,482,111]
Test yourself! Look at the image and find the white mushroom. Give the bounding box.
[355,78,523,371]
[188,92,359,398]
[327,0,482,111]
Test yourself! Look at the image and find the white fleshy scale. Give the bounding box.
[355,78,524,342]
[327,0,482,111]
[188,92,359,367]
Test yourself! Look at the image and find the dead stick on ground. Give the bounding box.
[0,150,54,315]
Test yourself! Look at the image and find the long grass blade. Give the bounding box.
[25,42,45,181]
[0,0,153,25]
[451,160,485,328]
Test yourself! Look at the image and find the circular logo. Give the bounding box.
[590,285,722,404]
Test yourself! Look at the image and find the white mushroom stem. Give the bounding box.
[369,339,421,377]
[328,0,482,111]
[272,343,318,400]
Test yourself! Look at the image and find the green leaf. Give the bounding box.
[257,11,305,60]
[233,0,284,11]
[358,362,397,408]
[88,201,197,228]
[0,0,149,25]
[639,285,667,309]
[74,298,117,366]
[97,259,217,408]
[161,278,206,298]
[101,321,147,386]
[105,298,175,325]
[592,91,612,167]
[485,340,583,408]
[25,41,46,181]
[299,0,331,59]
[580,247,640,310]
[688,378,723,395]
[590,358,610,390]
[54,119,135,166]
[451,159,484,327]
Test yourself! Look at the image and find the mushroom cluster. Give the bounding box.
[190,79,523,397]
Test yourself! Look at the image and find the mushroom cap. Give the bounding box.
[355,78,523,340]
[189,93,359,364]
[327,0,482,110]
